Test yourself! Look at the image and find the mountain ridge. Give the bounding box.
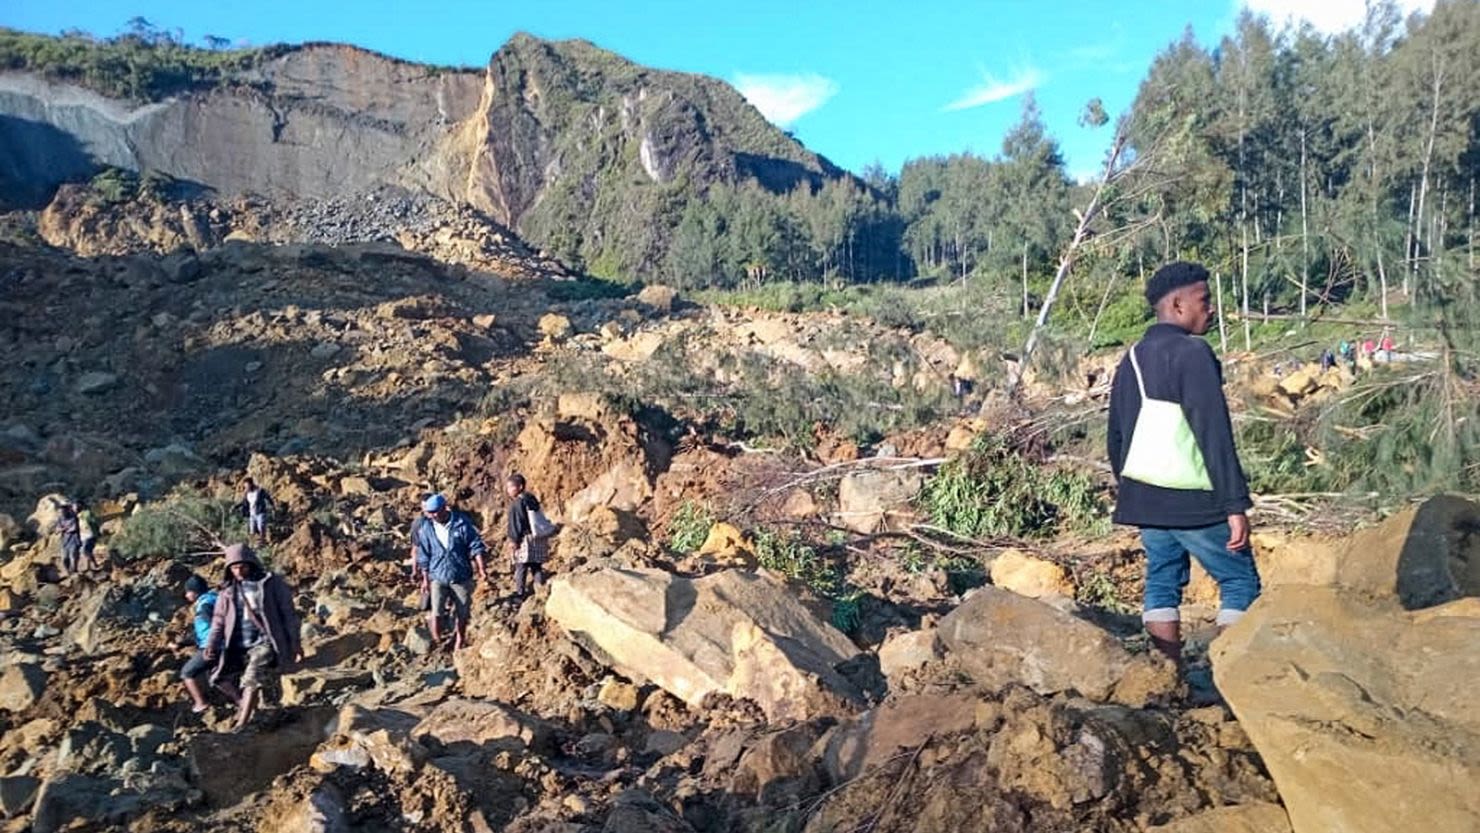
[0,28,847,274]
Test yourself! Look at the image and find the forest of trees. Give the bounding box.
[658,0,1479,328]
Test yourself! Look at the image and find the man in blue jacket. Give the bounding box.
[1107,261,1261,663]
[411,494,489,650]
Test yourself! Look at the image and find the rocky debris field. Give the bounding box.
[2,190,1477,833]
[2,462,1476,833]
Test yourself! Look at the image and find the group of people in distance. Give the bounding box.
[1319,330,1398,373]
[176,471,550,730]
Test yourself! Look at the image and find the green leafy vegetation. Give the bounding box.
[110,486,242,561]
[666,500,715,554]
[0,24,284,101]
[922,434,1109,540]
[752,528,861,631]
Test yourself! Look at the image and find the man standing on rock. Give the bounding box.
[203,544,302,732]
[1107,261,1261,663]
[412,494,489,650]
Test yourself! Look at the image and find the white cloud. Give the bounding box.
[944,67,1043,112]
[1239,0,1436,34]
[732,73,839,127]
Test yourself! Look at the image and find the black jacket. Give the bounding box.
[505,492,542,545]
[1107,323,1252,528]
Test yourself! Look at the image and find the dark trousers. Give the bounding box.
[514,563,546,595]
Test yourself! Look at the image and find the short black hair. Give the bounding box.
[1145,261,1210,307]
[506,473,526,489]
[185,575,209,595]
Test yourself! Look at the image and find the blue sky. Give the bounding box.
[1,0,1434,180]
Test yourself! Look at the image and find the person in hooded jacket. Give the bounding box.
[202,544,302,732]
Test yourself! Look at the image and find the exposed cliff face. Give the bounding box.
[0,35,842,271]
[0,46,484,206]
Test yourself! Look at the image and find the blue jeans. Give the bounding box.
[1140,522,1261,622]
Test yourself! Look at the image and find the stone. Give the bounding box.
[1328,495,1480,609]
[538,313,573,341]
[0,589,21,613]
[310,342,341,360]
[990,549,1075,599]
[937,587,1176,706]
[281,668,375,706]
[644,729,688,757]
[876,628,943,681]
[836,468,925,534]
[263,785,350,833]
[821,694,978,783]
[412,699,554,753]
[1212,585,1480,833]
[602,330,666,363]
[1277,367,1317,397]
[730,722,828,804]
[143,443,206,476]
[311,706,423,775]
[30,774,137,833]
[1148,803,1292,833]
[695,522,753,565]
[597,678,641,712]
[546,568,863,721]
[25,494,70,537]
[0,664,46,713]
[73,372,118,395]
[636,284,679,313]
[472,313,497,330]
[338,476,374,496]
[403,626,433,656]
[780,489,819,519]
[0,775,40,818]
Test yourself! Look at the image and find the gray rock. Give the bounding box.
[0,774,40,818]
[0,664,47,713]
[74,372,118,395]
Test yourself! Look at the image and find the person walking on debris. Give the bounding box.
[1106,261,1262,664]
[238,478,275,544]
[412,494,489,650]
[181,574,241,714]
[203,544,302,732]
[50,499,83,577]
[505,474,552,600]
[75,502,102,572]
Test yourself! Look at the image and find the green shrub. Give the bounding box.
[752,527,862,631]
[111,488,243,561]
[921,434,1108,539]
[666,500,714,554]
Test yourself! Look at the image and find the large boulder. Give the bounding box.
[545,568,864,721]
[1330,495,1480,609]
[937,586,1176,706]
[1210,495,1480,833]
[1212,588,1480,833]
[411,699,555,754]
